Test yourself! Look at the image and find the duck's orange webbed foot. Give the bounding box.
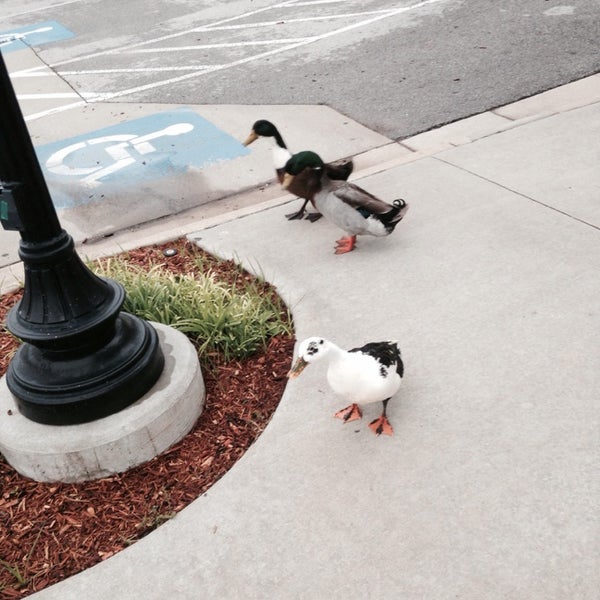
[334,235,357,254]
[334,403,362,423]
[368,415,394,436]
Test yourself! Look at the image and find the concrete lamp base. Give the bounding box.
[0,323,204,483]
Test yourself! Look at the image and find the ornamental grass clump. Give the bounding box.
[91,258,291,361]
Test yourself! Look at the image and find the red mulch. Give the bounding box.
[0,239,294,598]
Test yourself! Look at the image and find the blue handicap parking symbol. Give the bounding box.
[0,21,74,54]
[35,108,250,209]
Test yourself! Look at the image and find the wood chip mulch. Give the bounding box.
[0,238,294,598]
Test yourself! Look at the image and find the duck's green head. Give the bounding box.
[282,151,324,189]
[243,119,280,146]
[284,151,324,175]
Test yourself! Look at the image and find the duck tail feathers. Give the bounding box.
[380,199,409,232]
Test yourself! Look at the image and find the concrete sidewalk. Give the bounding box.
[21,76,600,599]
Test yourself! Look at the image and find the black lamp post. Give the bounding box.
[0,52,164,425]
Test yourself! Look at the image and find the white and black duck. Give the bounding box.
[243,120,353,221]
[288,337,404,436]
[282,151,409,254]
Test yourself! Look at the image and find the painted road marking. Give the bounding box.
[0,21,74,53]
[5,1,87,20]
[1,26,53,42]
[9,0,391,70]
[196,11,395,31]
[46,124,196,187]
[127,39,314,52]
[294,0,347,5]
[79,0,447,102]
[12,0,300,71]
[59,66,216,75]
[16,92,81,99]
[10,69,58,77]
[11,0,451,122]
[35,109,249,208]
[25,101,87,122]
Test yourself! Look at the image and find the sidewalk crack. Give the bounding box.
[434,156,600,231]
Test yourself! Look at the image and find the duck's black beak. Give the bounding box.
[243,131,258,146]
[282,173,295,189]
[287,356,308,379]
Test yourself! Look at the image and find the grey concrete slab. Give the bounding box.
[436,102,600,228]
[494,74,600,121]
[29,150,599,599]
[402,110,514,152]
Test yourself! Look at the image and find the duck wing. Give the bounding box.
[350,341,404,378]
[329,180,394,216]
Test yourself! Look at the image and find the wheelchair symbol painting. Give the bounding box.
[36,109,249,209]
[46,123,195,188]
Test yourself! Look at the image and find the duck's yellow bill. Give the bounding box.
[282,173,295,189]
[243,131,258,146]
[287,356,308,379]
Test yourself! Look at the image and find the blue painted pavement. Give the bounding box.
[35,108,250,209]
[0,21,74,53]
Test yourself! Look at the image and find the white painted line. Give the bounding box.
[52,10,395,75]
[10,70,55,78]
[183,0,301,31]
[9,66,54,77]
[21,0,451,121]
[131,123,195,151]
[16,92,81,99]
[198,10,395,32]
[80,0,450,103]
[4,0,86,19]
[60,66,217,75]
[127,39,314,53]
[0,26,54,45]
[294,0,347,3]
[24,100,86,122]
[9,6,389,74]
[27,0,301,70]
[289,0,349,5]
[79,92,112,101]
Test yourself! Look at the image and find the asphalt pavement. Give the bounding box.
[17,72,600,599]
[5,0,596,140]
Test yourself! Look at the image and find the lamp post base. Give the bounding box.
[7,312,164,425]
[0,323,203,482]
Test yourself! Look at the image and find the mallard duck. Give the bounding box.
[243,120,353,221]
[282,151,409,254]
[288,337,404,436]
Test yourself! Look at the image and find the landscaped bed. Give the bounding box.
[0,238,294,598]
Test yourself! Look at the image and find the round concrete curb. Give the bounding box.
[0,322,204,483]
